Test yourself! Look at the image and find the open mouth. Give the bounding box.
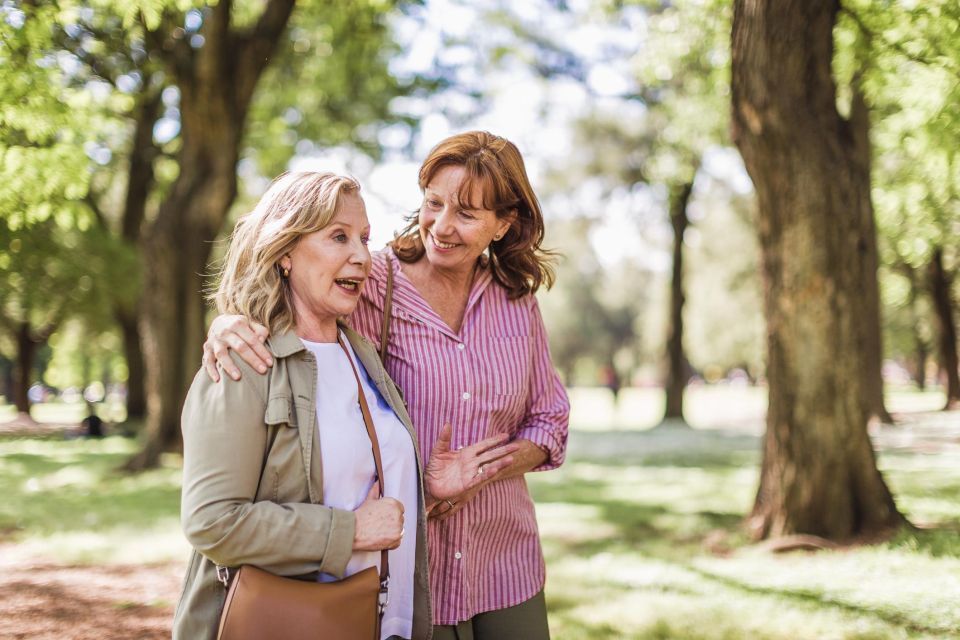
[334,278,363,292]
[430,233,458,250]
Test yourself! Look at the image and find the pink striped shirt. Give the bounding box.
[350,248,569,625]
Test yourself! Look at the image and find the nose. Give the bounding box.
[350,237,371,270]
[433,204,456,236]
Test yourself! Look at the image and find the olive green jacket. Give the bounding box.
[172,323,432,640]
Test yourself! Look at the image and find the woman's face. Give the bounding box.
[280,192,371,327]
[418,165,512,275]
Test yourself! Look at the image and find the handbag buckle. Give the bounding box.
[378,576,390,614]
[216,565,231,587]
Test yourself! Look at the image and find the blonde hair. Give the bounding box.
[212,171,361,334]
[392,130,556,298]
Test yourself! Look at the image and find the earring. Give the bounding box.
[494,233,503,241]
[281,266,290,278]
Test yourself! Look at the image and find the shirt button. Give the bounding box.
[462,392,471,400]
[454,552,462,560]
[457,343,465,351]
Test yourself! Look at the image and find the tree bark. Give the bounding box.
[929,247,960,409]
[663,180,694,423]
[849,76,894,425]
[115,90,161,423]
[731,0,905,540]
[126,0,296,470]
[13,323,37,414]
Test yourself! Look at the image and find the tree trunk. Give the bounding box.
[663,180,694,423]
[849,69,893,425]
[914,342,928,390]
[13,323,37,414]
[126,0,295,470]
[929,247,960,409]
[118,308,147,421]
[731,0,905,540]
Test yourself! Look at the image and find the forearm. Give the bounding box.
[497,438,549,480]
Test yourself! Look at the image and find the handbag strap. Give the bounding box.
[336,334,390,611]
[379,252,394,363]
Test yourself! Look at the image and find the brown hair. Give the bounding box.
[391,131,556,298]
[212,172,361,334]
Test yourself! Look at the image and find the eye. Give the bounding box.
[458,209,475,220]
[361,234,370,245]
[333,232,347,242]
[427,199,442,208]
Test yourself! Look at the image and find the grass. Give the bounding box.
[1,386,958,638]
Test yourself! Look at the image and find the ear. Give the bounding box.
[496,209,517,240]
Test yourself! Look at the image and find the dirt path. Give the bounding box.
[0,555,184,640]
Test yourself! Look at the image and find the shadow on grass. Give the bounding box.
[0,438,180,539]
[566,429,761,468]
[686,564,956,636]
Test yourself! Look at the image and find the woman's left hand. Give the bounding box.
[425,424,520,502]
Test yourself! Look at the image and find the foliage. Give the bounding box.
[838,0,960,365]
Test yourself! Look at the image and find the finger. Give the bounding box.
[229,323,274,367]
[436,503,464,521]
[362,482,379,504]
[211,341,243,381]
[431,423,453,456]
[250,321,270,343]
[469,432,511,455]
[475,455,514,478]
[476,443,521,466]
[226,333,271,373]
[202,344,221,383]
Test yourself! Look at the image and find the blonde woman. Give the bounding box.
[174,172,518,640]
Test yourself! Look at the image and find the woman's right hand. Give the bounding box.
[352,484,405,551]
[202,315,273,382]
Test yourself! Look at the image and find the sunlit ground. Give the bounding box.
[1,385,958,638]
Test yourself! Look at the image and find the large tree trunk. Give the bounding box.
[731,0,905,540]
[663,180,694,423]
[929,247,960,409]
[126,0,295,470]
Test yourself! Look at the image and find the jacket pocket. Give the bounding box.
[265,394,298,428]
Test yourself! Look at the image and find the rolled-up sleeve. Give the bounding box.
[179,366,355,578]
[515,297,570,471]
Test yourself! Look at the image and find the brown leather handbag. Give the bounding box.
[216,336,390,640]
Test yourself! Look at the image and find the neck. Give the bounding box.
[418,257,478,294]
[293,311,339,343]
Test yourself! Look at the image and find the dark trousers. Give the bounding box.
[430,590,550,640]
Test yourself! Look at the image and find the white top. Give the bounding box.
[301,334,418,640]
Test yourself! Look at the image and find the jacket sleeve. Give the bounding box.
[515,296,571,471]
[179,366,355,578]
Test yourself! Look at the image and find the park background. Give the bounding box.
[1,0,959,638]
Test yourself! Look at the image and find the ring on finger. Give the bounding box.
[444,499,456,509]
[476,464,486,476]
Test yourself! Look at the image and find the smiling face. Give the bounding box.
[279,192,371,336]
[418,165,513,276]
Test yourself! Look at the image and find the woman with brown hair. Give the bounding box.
[204,132,570,638]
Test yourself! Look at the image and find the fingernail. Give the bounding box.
[258,366,266,373]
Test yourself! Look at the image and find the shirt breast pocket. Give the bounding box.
[483,336,531,397]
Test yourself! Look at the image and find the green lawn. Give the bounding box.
[1,386,958,639]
